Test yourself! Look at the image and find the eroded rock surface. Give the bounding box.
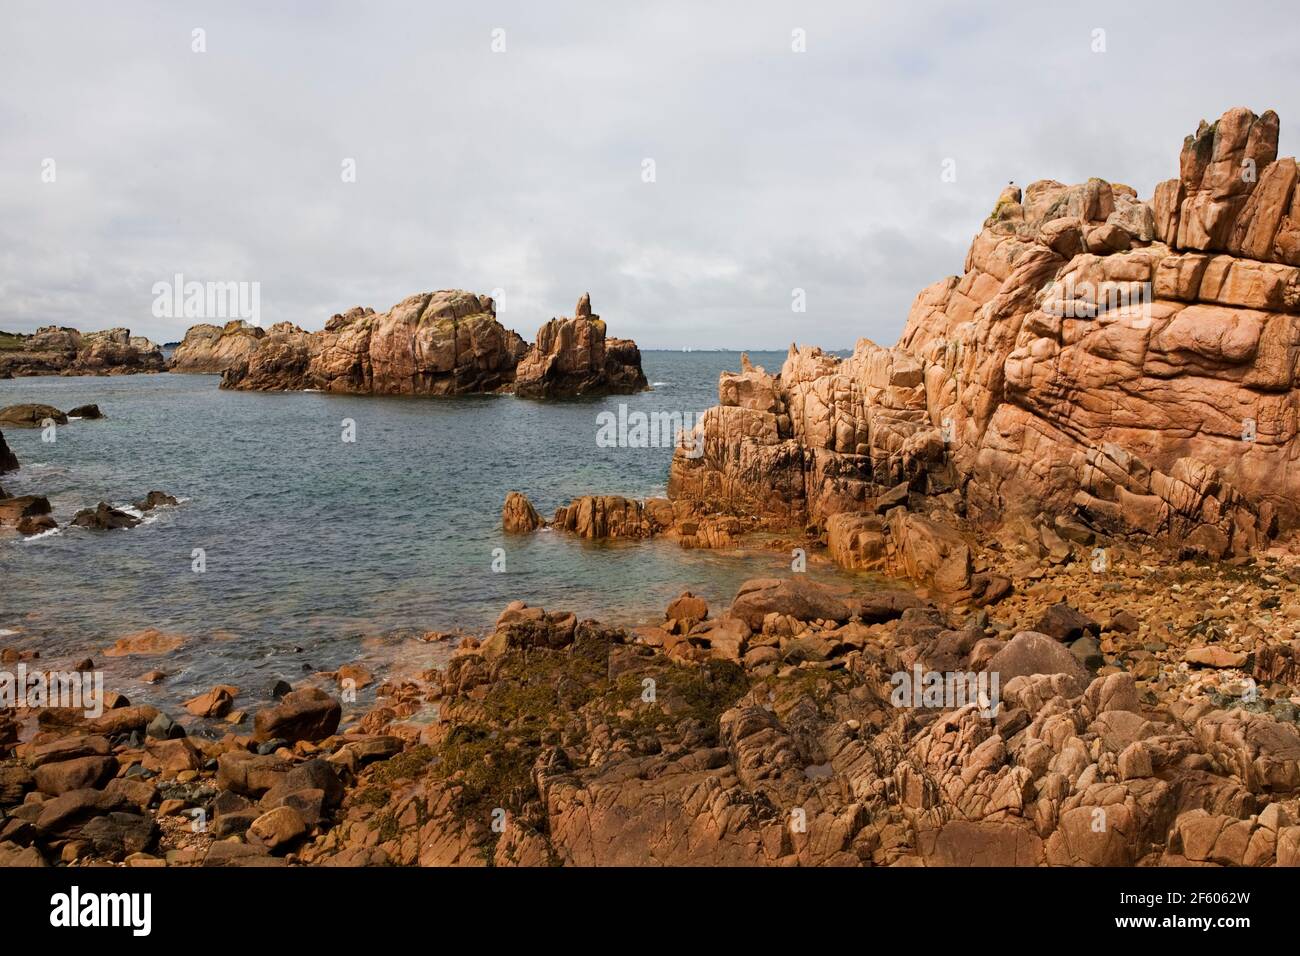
[211,290,646,400]
[670,107,1300,566]
[221,292,527,395]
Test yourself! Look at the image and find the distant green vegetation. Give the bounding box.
[0,331,29,351]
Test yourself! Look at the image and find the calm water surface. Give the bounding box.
[0,351,876,714]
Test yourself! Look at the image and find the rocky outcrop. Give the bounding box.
[0,431,16,474]
[0,327,164,377]
[0,404,67,429]
[502,489,771,551]
[71,502,141,531]
[502,491,545,533]
[670,107,1300,562]
[168,320,265,374]
[3,538,1297,868]
[292,541,1300,868]
[0,494,53,536]
[220,292,529,395]
[210,290,646,399]
[513,294,649,399]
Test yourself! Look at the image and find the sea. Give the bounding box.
[0,350,878,717]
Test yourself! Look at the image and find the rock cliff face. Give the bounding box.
[167,320,265,374]
[671,107,1300,561]
[0,327,164,377]
[513,294,649,399]
[211,290,647,399]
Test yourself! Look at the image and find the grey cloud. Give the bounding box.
[1,0,1297,350]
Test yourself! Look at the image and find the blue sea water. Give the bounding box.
[0,351,876,714]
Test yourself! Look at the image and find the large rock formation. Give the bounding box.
[168,320,265,374]
[513,294,649,399]
[671,107,1300,560]
[222,292,528,395]
[0,327,164,377]
[214,289,647,399]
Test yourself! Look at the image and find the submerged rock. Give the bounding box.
[135,490,178,511]
[71,502,141,530]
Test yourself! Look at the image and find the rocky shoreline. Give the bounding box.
[0,404,178,538]
[5,106,1300,867]
[0,328,164,378]
[4,540,1300,867]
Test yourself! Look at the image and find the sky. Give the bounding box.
[1,0,1298,350]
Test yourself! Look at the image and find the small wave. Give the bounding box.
[21,527,61,542]
[651,381,669,387]
[0,628,18,637]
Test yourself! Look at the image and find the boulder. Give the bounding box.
[71,502,141,530]
[252,689,341,744]
[730,577,852,630]
[184,685,237,718]
[985,631,1092,693]
[135,491,178,511]
[502,491,544,533]
[666,591,709,627]
[33,755,118,796]
[1033,602,1100,643]
[0,404,66,428]
[103,628,185,657]
[248,805,307,851]
[0,495,51,532]
[77,812,156,860]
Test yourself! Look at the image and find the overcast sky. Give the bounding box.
[2,1,1298,350]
